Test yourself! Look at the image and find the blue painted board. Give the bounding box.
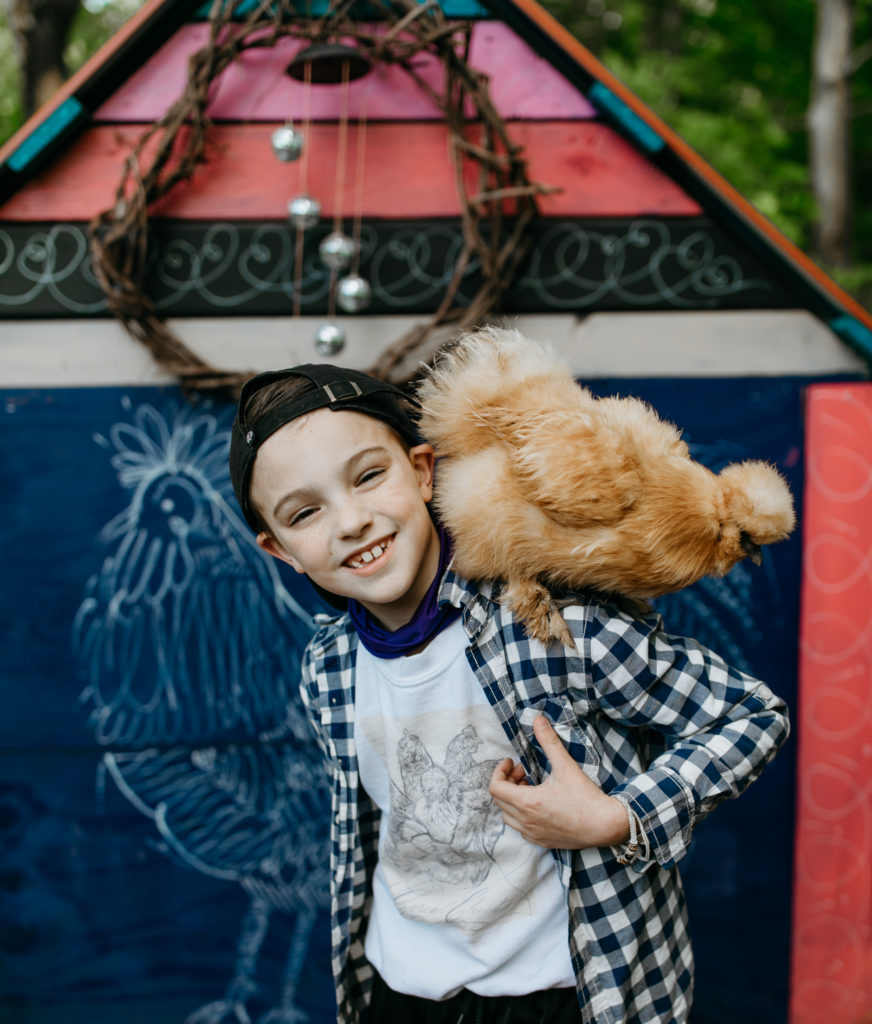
[1,378,806,1023]
[588,376,804,1024]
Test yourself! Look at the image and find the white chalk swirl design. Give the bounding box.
[0,219,772,315]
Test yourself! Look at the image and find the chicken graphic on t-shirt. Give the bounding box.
[387,724,504,884]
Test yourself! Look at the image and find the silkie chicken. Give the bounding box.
[416,326,796,646]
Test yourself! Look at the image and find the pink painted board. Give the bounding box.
[790,382,872,1024]
[0,121,701,222]
[467,22,594,120]
[93,22,596,123]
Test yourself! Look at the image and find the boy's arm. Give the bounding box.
[585,605,790,870]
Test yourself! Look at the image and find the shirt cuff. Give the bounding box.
[611,766,694,869]
[612,795,651,866]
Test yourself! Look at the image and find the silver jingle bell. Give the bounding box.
[318,231,357,272]
[287,193,321,230]
[314,322,346,356]
[336,274,372,313]
[271,125,304,162]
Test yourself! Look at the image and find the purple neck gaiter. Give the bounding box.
[348,523,461,658]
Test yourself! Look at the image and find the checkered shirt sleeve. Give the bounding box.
[583,604,790,869]
[300,622,378,1024]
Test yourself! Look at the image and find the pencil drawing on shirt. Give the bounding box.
[375,717,538,931]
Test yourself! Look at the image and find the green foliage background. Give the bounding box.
[0,0,141,142]
[541,0,872,303]
[1,0,870,303]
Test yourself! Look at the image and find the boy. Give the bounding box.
[229,361,789,1024]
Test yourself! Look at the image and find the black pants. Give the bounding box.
[365,970,581,1024]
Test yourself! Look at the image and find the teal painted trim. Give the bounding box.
[195,0,489,18]
[194,0,266,15]
[830,315,872,360]
[588,82,664,155]
[6,97,86,173]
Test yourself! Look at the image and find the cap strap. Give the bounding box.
[323,380,363,403]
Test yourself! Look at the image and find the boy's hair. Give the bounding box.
[229,363,421,535]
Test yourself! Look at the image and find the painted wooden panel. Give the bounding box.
[2,312,864,387]
[2,378,802,1023]
[0,121,702,222]
[0,218,796,319]
[791,383,872,1024]
[94,22,597,124]
[1,387,333,1023]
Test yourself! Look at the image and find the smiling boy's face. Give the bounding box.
[251,408,441,631]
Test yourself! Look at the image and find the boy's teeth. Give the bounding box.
[349,539,390,568]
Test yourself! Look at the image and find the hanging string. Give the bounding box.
[327,56,351,323]
[293,57,314,319]
[350,71,370,278]
[299,56,313,196]
[333,57,351,236]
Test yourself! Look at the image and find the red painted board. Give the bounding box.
[791,382,872,1024]
[93,23,596,124]
[0,121,702,222]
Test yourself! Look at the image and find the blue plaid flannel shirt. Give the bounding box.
[299,569,789,1024]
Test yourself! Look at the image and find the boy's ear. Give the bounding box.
[257,532,304,574]
[408,443,436,501]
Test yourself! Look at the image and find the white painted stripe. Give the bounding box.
[0,311,865,387]
[519,310,868,377]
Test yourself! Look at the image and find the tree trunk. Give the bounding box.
[808,0,854,265]
[644,0,682,55]
[4,0,82,118]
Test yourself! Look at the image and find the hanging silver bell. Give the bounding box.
[336,274,372,313]
[287,193,321,230]
[314,323,346,355]
[271,125,304,162]
[318,232,357,272]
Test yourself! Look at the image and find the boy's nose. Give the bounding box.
[336,498,373,538]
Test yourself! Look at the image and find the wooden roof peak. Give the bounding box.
[1,0,869,355]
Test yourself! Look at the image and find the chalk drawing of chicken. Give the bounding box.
[73,398,330,1024]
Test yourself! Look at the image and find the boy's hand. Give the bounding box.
[489,715,630,850]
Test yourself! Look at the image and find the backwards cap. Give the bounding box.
[229,363,421,534]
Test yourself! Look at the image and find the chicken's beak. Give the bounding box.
[740,531,763,566]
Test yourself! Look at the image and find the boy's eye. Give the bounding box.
[358,467,385,485]
[288,507,316,527]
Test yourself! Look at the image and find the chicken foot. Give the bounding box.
[502,579,575,648]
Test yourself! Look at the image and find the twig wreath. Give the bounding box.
[88,0,556,396]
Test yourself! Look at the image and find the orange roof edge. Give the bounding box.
[510,0,872,334]
[0,0,173,168]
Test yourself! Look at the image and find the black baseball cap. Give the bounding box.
[229,363,421,535]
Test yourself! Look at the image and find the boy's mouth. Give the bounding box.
[344,535,395,570]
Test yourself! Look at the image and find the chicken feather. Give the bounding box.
[417,326,796,645]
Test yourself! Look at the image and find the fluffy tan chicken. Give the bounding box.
[416,326,796,645]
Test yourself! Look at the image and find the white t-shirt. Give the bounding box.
[353,618,575,1000]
